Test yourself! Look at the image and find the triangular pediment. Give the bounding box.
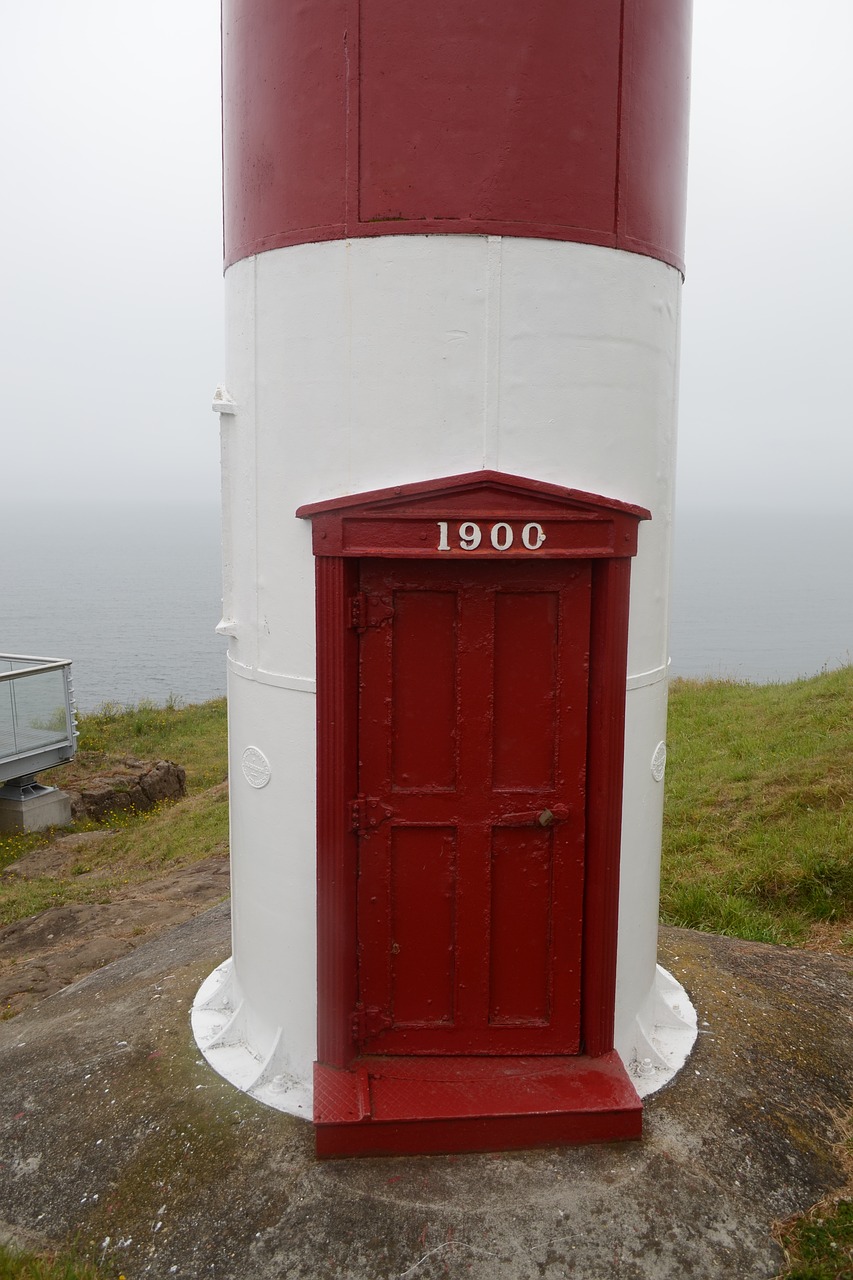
[297,470,648,522]
[297,471,649,560]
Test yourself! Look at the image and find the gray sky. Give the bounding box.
[3,1,851,512]
[680,0,853,512]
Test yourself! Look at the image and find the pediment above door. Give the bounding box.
[296,470,650,559]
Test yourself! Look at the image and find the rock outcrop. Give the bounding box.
[66,758,186,821]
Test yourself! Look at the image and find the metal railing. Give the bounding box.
[0,655,78,784]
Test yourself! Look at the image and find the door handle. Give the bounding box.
[499,805,570,827]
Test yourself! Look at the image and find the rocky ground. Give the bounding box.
[0,834,229,1013]
[1,913,851,1280]
[0,845,229,1017]
[0,766,229,1019]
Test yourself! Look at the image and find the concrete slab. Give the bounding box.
[0,905,850,1280]
[0,786,71,833]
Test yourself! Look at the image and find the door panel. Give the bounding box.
[492,590,558,790]
[355,558,591,1055]
[390,825,457,1027]
[391,590,458,791]
[488,825,554,1025]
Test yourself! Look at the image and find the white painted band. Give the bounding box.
[218,236,686,1111]
[227,652,316,694]
[225,643,668,696]
[626,662,669,691]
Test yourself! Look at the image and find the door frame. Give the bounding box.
[297,470,649,1072]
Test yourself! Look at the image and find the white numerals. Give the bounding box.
[490,521,513,550]
[522,522,546,550]
[458,521,482,550]
[436,520,546,552]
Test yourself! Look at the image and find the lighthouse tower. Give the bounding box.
[194,0,696,1156]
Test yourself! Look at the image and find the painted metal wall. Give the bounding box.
[222,0,691,271]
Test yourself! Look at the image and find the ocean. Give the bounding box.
[1,504,851,713]
[669,508,853,683]
[1,505,226,714]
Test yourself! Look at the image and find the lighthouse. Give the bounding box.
[194,0,696,1157]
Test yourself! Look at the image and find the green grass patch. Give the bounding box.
[0,830,55,876]
[774,1112,853,1278]
[68,696,227,792]
[662,666,853,952]
[775,1199,853,1278]
[0,787,229,927]
[0,1246,116,1280]
[3,672,852,945]
[0,699,228,924]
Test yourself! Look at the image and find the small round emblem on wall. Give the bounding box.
[651,741,667,782]
[242,746,271,789]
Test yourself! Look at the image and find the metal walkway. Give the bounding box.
[0,654,77,783]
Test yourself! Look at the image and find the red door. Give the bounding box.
[355,557,591,1056]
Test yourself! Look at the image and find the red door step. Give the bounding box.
[314,1051,642,1158]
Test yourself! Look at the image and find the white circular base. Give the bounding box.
[626,965,699,1099]
[191,958,312,1119]
[192,959,696,1116]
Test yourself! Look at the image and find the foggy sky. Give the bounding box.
[3,1,851,512]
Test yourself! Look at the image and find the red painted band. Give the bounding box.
[222,0,691,272]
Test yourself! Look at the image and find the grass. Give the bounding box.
[662,668,853,1277]
[0,1247,118,1280]
[69,695,228,791]
[776,1201,853,1279]
[0,698,228,926]
[0,701,229,1276]
[774,1111,853,1279]
[5,672,850,948]
[662,666,853,955]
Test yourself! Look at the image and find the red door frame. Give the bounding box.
[297,471,649,1074]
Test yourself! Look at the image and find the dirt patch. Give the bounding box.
[0,851,229,1018]
[1,771,230,1018]
[1,830,114,880]
[804,918,853,955]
